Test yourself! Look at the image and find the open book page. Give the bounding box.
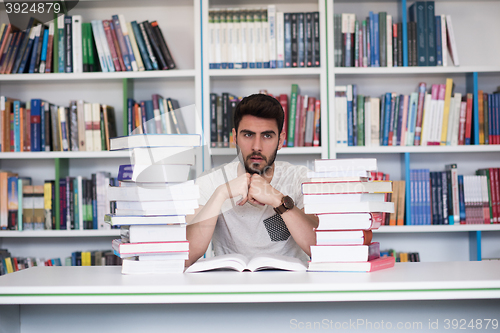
[184,253,307,273]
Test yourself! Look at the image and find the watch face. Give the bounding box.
[283,196,294,209]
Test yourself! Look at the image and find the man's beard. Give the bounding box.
[236,142,279,176]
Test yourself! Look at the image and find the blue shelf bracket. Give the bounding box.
[468,230,482,261]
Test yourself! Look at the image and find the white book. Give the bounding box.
[267,5,276,68]
[107,184,200,202]
[126,21,145,71]
[239,9,248,68]
[254,11,263,67]
[106,214,186,226]
[441,15,448,67]
[302,181,392,195]
[121,258,185,275]
[91,103,101,151]
[386,15,392,68]
[110,134,201,150]
[363,97,371,147]
[83,103,93,151]
[97,20,115,71]
[226,9,234,68]
[115,199,199,211]
[90,20,109,72]
[129,146,195,165]
[335,85,348,147]
[304,201,394,214]
[370,97,380,146]
[261,9,269,68]
[185,253,306,273]
[161,98,173,134]
[119,164,191,183]
[112,238,189,256]
[445,15,459,66]
[310,242,380,263]
[450,93,462,146]
[232,10,242,69]
[121,224,186,243]
[446,94,456,145]
[118,15,138,71]
[115,208,195,216]
[58,106,69,151]
[214,9,222,68]
[97,172,110,230]
[314,158,377,172]
[76,100,86,151]
[247,11,256,67]
[420,93,432,146]
[303,193,385,205]
[77,176,84,231]
[139,253,189,261]
[220,10,228,68]
[276,11,284,68]
[71,16,83,73]
[433,91,445,145]
[208,10,216,69]
[307,170,370,178]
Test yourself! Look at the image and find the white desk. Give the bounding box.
[1,261,500,332]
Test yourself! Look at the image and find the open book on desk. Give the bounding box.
[184,253,307,273]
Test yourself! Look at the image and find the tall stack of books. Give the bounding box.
[303,158,396,272]
[105,133,201,274]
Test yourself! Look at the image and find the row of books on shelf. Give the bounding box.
[0,13,175,75]
[335,80,500,147]
[126,96,188,137]
[210,86,321,148]
[0,97,117,152]
[0,249,121,276]
[0,171,119,231]
[334,1,459,67]
[382,250,421,263]
[408,166,500,225]
[208,6,320,69]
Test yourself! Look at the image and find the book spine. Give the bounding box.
[138,22,158,70]
[119,15,138,71]
[102,20,122,71]
[276,12,284,68]
[268,5,277,68]
[151,21,176,70]
[379,12,386,67]
[313,12,320,67]
[30,99,41,152]
[131,21,152,71]
[72,15,83,73]
[126,21,144,71]
[287,84,298,147]
[45,22,55,73]
[111,15,132,71]
[414,82,427,145]
[64,16,73,73]
[284,13,291,68]
[297,13,305,67]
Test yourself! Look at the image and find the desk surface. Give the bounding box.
[0,261,499,304]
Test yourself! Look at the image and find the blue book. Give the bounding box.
[441,171,449,225]
[457,175,466,224]
[396,94,405,145]
[418,169,424,225]
[30,99,42,152]
[131,21,153,71]
[284,13,292,68]
[17,24,36,73]
[369,12,375,66]
[73,178,79,230]
[40,27,49,63]
[425,170,431,225]
[346,85,354,146]
[40,101,46,151]
[373,13,380,67]
[435,16,442,66]
[144,100,156,134]
[430,172,437,224]
[388,94,397,145]
[297,13,305,67]
[13,101,22,152]
[426,1,436,66]
[382,92,391,146]
[127,98,134,135]
[406,92,418,145]
[28,25,42,73]
[410,169,415,225]
[379,94,386,145]
[495,94,500,144]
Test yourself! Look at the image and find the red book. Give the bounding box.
[494,168,500,224]
[0,25,17,62]
[102,20,122,71]
[307,255,395,272]
[312,99,321,146]
[457,100,467,145]
[414,82,427,146]
[45,259,53,266]
[464,93,473,145]
[12,257,19,271]
[383,173,390,225]
[279,94,288,147]
[23,107,30,152]
[109,20,126,72]
[45,24,54,73]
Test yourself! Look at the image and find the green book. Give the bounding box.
[82,23,89,72]
[379,12,387,67]
[100,110,105,151]
[287,84,299,147]
[53,15,59,73]
[356,94,364,146]
[87,24,96,72]
[73,178,79,230]
[57,15,65,73]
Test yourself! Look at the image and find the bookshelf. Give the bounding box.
[0,0,499,264]
[0,0,202,261]
[327,0,500,261]
[201,0,329,172]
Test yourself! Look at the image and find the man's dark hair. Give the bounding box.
[233,94,284,134]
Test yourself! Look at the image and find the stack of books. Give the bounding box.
[105,133,201,274]
[303,158,396,272]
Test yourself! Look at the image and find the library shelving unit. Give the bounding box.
[201,0,329,172]
[0,0,202,260]
[327,0,500,261]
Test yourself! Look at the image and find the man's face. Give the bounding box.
[233,115,286,175]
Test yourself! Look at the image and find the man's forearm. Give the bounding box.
[281,207,318,256]
[185,188,227,266]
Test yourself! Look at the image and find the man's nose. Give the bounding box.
[252,136,263,152]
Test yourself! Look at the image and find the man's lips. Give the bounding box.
[249,156,264,162]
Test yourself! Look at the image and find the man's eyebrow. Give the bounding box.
[239,129,277,135]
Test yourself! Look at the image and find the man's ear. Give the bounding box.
[278,130,286,150]
[232,128,237,145]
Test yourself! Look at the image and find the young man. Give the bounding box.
[186,94,318,266]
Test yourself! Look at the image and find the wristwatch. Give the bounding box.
[274,195,294,215]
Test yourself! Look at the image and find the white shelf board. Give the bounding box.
[0,230,120,238]
[0,151,131,159]
[333,66,500,75]
[335,145,500,154]
[376,224,500,233]
[210,147,323,156]
[0,70,196,82]
[209,67,322,78]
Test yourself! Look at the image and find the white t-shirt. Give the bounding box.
[195,160,310,263]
